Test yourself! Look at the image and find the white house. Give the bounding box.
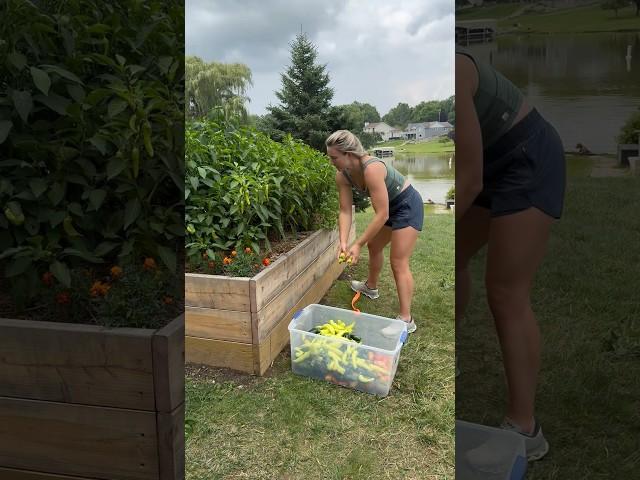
[363,122,395,142]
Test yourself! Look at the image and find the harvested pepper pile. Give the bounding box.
[293,320,394,393]
[309,319,361,343]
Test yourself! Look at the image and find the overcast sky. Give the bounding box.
[186,0,454,117]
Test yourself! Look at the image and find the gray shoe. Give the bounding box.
[350,279,379,299]
[501,418,549,461]
[381,316,416,337]
[398,316,417,334]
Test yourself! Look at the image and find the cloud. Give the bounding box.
[186,0,454,116]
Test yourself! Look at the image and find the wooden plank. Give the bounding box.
[185,336,254,374]
[0,319,155,410]
[252,342,271,377]
[0,396,158,480]
[156,403,184,480]
[0,467,96,479]
[250,229,338,312]
[185,306,252,343]
[184,274,250,311]
[256,258,346,375]
[255,238,340,343]
[152,315,185,414]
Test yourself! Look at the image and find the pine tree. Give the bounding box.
[267,33,334,150]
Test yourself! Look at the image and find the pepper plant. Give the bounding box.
[0,0,184,308]
[185,110,338,263]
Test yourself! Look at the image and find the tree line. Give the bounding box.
[186,33,454,152]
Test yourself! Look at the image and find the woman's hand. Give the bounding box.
[347,243,361,265]
[337,242,348,261]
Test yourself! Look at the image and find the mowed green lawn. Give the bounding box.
[377,138,455,154]
[456,162,640,478]
[186,205,455,479]
[458,3,640,33]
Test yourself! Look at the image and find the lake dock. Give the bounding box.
[455,19,497,44]
[373,147,395,158]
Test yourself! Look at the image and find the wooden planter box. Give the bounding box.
[185,219,356,375]
[0,315,185,480]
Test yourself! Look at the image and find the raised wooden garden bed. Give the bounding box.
[185,219,356,375]
[0,315,185,480]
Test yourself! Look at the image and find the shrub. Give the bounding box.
[617,109,640,145]
[0,0,184,308]
[446,186,455,200]
[185,112,338,262]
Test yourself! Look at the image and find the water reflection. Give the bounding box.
[466,32,640,153]
[388,153,455,204]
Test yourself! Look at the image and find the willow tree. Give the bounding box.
[185,57,252,119]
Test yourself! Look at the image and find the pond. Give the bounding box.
[465,32,640,154]
[388,152,455,204]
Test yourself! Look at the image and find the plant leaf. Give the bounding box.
[157,245,176,273]
[8,52,27,70]
[5,256,32,277]
[34,93,71,115]
[0,121,12,144]
[106,156,126,179]
[94,241,119,257]
[50,260,71,287]
[48,182,65,206]
[41,64,84,84]
[30,66,51,95]
[11,90,33,123]
[88,189,107,211]
[107,98,128,117]
[29,178,47,198]
[124,198,141,229]
[66,84,86,103]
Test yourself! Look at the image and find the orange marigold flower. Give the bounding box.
[56,291,71,305]
[143,257,157,270]
[90,281,111,297]
[262,257,271,267]
[163,295,174,305]
[42,271,55,287]
[231,250,237,257]
[223,257,232,265]
[110,266,123,279]
[245,247,252,254]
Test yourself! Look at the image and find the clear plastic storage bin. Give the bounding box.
[288,304,408,396]
[456,420,527,480]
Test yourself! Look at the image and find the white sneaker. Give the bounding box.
[463,418,547,475]
[500,418,549,461]
[381,316,416,337]
[350,280,379,299]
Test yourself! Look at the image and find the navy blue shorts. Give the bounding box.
[473,108,566,219]
[385,185,424,231]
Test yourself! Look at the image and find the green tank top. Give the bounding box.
[342,157,406,201]
[457,50,524,148]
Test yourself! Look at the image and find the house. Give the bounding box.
[363,122,395,142]
[402,121,453,140]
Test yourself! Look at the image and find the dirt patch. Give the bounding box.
[186,363,266,387]
[590,156,630,178]
[267,231,313,262]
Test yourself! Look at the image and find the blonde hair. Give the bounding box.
[325,130,367,158]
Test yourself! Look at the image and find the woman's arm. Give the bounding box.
[455,54,484,221]
[348,163,389,263]
[336,170,354,257]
